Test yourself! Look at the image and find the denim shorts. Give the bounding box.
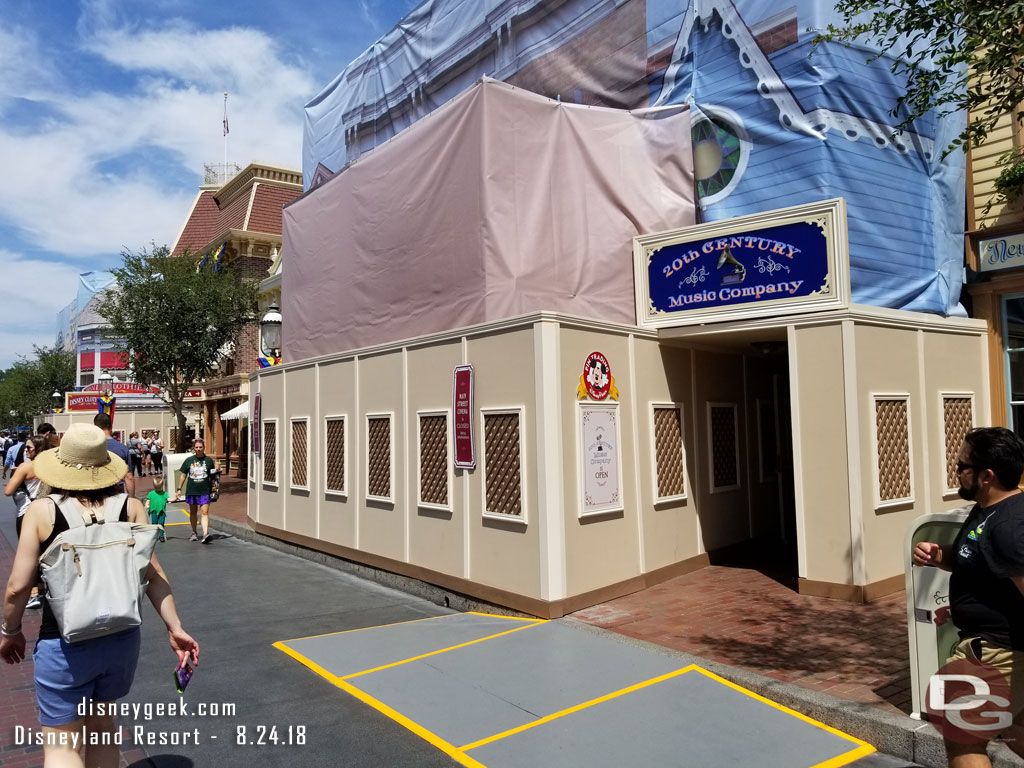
[185,494,211,506]
[34,627,141,726]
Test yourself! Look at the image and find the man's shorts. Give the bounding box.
[185,494,211,506]
[950,636,1024,720]
[33,627,141,726]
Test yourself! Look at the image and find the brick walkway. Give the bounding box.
[571,562,913,715]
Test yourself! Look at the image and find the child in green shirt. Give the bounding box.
[146,476,170,542]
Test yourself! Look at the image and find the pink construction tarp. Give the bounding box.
[283,77,695,361]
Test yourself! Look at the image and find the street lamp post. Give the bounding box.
[98,370,114,398]
[51,391,62,413]
[260,301,282,359]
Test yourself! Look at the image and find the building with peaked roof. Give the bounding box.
[171,162,302,476]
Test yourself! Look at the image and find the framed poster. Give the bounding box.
[578,402,623,517]
[252,393,261,455]
[453,365,475,469]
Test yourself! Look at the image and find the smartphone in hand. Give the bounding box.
[174,661,194,693]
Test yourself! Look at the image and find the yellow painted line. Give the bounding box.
[274,640,486,768]
[343,620,545,680]
[461,665,699,751]
[687,667,875,756]
[808,744,877,768]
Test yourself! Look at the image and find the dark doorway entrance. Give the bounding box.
[710,344,797,588]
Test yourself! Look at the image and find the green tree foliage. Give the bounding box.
[814,0,1024,154]
[0,346,76,429]
[97,245,260,451]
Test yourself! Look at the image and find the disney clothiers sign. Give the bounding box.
[633,199,850,329]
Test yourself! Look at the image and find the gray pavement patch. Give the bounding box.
[465,668,870,768]
[279,613,541,679]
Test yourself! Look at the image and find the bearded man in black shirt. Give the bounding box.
[914,426,1024,767]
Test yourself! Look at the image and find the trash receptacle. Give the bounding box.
[904,508,969,719]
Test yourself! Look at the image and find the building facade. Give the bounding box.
[171,163,302,475]
[965,110,1024,433]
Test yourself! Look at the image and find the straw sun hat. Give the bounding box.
[33,423,128,491]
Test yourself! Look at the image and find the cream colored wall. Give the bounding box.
[791,323,853,585]
[406,339,466,578]
[855,325,927,585]
[557,328,642,595]
[632,339,701,571]
[856,327,989,585]
[466,328,541,598]
[283,365,317,539]
[691,348,748,552]
[317,359,358,548]
[254,370,285,528]
[922,331,990,500]
[357,351,406,562]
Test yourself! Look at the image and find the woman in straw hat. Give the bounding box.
[0,423,199,768]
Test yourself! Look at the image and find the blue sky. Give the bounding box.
[0,0,416,369]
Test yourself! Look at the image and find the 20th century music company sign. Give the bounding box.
[633,199,851,329]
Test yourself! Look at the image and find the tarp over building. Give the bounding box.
[284,78,695,361]
[303,0,966,317]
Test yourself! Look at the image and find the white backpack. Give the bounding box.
[38,493,160,643]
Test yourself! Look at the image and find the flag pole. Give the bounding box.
[223,92,229,177]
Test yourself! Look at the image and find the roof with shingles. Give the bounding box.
[218,188,251,232]
[172,191,220,256]
[247,185,301,234]
[172,166,302,257]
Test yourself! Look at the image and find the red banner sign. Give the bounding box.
[82,382,159,394]
[67,394,100,412]
[453,365,475,469]
[252,393,261,454]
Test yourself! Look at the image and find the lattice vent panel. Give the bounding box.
[654,407,684,498]
[367,417,391,498]
[485,413,522,517]
[943,398,973,489]
[876,399,911,501]
[710,406,738,489]
[325,419,345,492]
[263,422,277,484]
[291,421,308,487]
[419,415,448,506]
[169,428,178,452]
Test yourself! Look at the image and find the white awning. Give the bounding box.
[219,400,249,421]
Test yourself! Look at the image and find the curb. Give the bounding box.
[209,515,1022,768]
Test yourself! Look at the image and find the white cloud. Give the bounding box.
[0,252,86,368]
[0,23,62,101]
[0,15,313,257]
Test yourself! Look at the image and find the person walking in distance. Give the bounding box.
[93,413,134,499]
[175,438,219,544]
[0,423,199,768]
[913,426,1024,767]
[150,431,164,478]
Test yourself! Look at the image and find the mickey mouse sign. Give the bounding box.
[578,352,619,401]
